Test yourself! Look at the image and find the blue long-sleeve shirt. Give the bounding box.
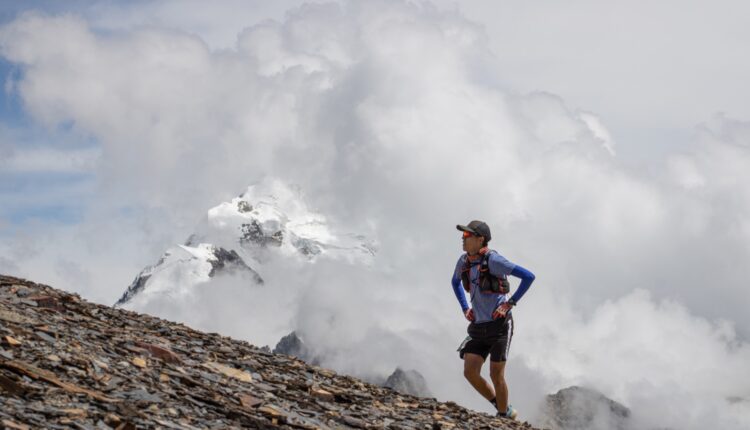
[451,250,535,322]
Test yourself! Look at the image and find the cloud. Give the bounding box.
[521,289,750,428]
[0,146,100,173]
[433,0,750,141]
[0,254,18,272]
[1,2,749,429]
[85,0,315,50]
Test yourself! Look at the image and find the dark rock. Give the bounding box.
[273,331,311,361]
[540,385,630,430]
[114,272,153,307]
[0,374,27,396]
[237,201,253,213]
[183,234,198,246]
[206,247,263,285]
[15,287,32,298]
[384,367,432,397]
[121,388,162,403]
[240,220,283,247]
[290,236,322,256]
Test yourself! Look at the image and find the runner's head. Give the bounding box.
[457,220,491,253]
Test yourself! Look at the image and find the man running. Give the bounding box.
[452,220,535,419]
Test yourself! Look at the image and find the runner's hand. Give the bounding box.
[492,302,513,319]
[464,308,475,322]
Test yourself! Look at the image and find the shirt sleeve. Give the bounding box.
[451,256,469,312]
[509,265,535,304]
[488,251,516,277]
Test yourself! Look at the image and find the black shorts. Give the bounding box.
[458,314,514,362]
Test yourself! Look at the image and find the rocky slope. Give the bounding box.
[0,274,540,430]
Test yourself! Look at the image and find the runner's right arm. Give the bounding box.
[451,257,470,312]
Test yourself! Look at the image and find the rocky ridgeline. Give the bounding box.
[540,386,630,430]
[270,333,431,399]
[0,275,540,430]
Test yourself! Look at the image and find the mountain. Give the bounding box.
[272,331,433,398]
[273,331,312,362]
[115,244,263,308]
[0,274,540,429]
[115,178,376,309]
[539,385,630,430]
[383,367,432,398]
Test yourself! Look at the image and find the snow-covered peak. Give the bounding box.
[116,178,375,309]
[188,178,375,265]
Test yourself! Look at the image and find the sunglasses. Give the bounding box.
[462,231,476,238]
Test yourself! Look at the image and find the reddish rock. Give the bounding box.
[134,341,182,364]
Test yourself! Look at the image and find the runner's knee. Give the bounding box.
[489,362,505,381]
[463,357,483,380]
[463,365,480,380]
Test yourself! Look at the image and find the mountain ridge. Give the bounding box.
[115,178,375,310]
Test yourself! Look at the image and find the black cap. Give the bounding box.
[456,220,491,242]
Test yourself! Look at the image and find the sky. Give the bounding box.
[1,1,749,429]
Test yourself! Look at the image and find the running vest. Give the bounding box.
[460,251,511,294]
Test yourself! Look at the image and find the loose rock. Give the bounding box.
[0,274,541,430]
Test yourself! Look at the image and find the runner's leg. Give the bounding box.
[489,360,508,413]
[489,315,514,414]
[463,353,495,400]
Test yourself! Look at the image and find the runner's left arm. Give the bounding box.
[509,265,535,304]
[488,252,536,304]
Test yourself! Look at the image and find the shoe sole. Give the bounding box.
[496,410,518,420]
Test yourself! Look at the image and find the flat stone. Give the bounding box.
[123,388,162,403]
[2,419,30,430]
[27,295,64,311]
[35,331,56,344]
[238,393,263,409]
[199,371,221,383]
[15,287,32,297]
[258,404,285,417]
[92,359,109,370]
[311,387,335,402]
[61,409,87,418]
[131,357,147,368]
[0,348,14,359]
[0,309,32,324]
[103,414,121,427]
[104,377,124,391]
[4,335,22,346]
[133,342,181,363]
[342,415,368,428]
[201,362,252,383]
